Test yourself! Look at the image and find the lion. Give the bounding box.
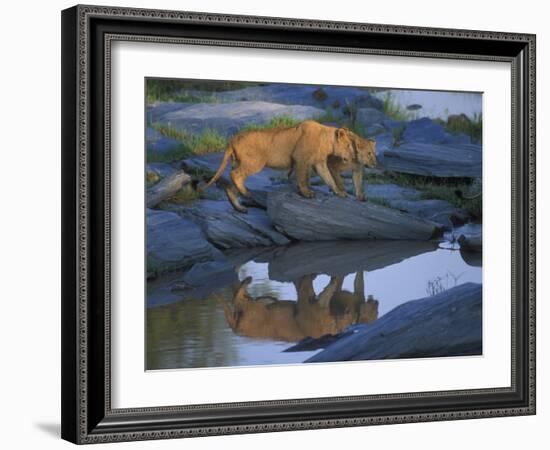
[200,120,355,213]
[289,131,377,201]
[328,132,377,201]
[223,272,379,342]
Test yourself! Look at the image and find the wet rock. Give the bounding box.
[267,189,441,241]
[177,200,290,249]
[147,209,223,274]
[148,101,324,137]
[382,142,482,177]
[302,282,482,361]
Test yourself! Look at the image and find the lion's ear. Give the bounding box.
[337,128,347,140]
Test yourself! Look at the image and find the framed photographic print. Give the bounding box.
[61,4,536,444]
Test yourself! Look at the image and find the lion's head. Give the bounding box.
[350,133,377,168]
[333,127,355,164]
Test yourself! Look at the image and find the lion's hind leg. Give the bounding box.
[229,167,254,198]
[223,181,248,213]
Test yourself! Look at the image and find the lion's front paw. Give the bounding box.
[357,194,367,202]
[300,189,315,199]
[335,190,348,198]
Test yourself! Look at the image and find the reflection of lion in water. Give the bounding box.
[223,272,379,342]
[201,120,355,213]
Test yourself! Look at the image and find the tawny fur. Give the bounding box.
[224,273,379,342]
[201,120,355,212]
[287,130,377,201]
[327,133,377,202]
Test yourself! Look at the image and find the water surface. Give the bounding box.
[147,241,481,370]
[374,89,482,120]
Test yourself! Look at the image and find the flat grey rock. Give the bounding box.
[383,142,482,177]
[303,282,482,361]
[147,209,223,274]
[177,200,290,249]
[148,101,324,137]
[267,189,441,241]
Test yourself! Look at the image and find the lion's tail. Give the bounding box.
[199,145,234,191]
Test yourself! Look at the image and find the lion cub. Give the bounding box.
[327,132,377,201]
[288,131,377,201]
[201,120,354,213]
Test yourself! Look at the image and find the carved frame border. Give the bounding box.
[61,4,536,444]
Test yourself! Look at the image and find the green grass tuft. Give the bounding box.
[147,124,227,163]
[187,128,228,155]
[241,115,301,132]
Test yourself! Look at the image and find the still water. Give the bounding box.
[374,89,482,120]
[146,241,481,370]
